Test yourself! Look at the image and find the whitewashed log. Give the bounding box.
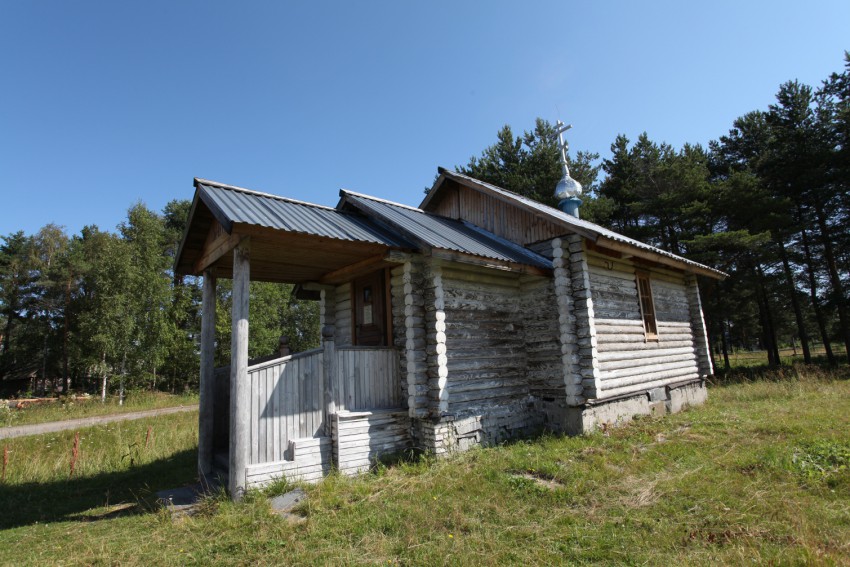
[600,359,698,381]
[598,347,697,367]
[599,374,700,399]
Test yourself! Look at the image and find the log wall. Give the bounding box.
[399,259,429,418]
[586,251,702,399]
[519,273,562,400]
[440,262,528,416]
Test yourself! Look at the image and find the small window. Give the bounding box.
[636,272,658,340]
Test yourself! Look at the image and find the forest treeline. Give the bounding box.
[0,200,319,397]
[460,54,850,370]
[2,55,848,396]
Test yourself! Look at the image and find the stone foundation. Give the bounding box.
[412,398,542,454]
[410,381,708,454]
[565,380,707,434]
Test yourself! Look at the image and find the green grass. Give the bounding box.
[1,366,848,565]
[1,391,198,428]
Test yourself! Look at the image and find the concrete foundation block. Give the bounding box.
[565,381,708,435]
[667,381,708,413]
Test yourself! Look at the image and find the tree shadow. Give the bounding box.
[0,448,197,530]
[712,359,850,386]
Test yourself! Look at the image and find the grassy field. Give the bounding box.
[0,365,848,565]
[1,391,198,428]
[725,345,837,367]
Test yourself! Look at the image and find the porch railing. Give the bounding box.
[214,338,402,466]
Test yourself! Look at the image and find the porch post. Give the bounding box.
[229,239,250,500]
[198,268,216,480]
[322,325,336,437]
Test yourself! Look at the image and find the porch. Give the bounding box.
[176,179,417,498]
[209,339,409,489]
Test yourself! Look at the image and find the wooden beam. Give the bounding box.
[429,248,551,277]
[229,239,250,501]
[318,253,390,285]
[193,220,244,274]
[385,250,412,264]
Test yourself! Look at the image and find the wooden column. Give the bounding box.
[229,239,250,500]
[198,268,216,479]
[322,325,336,437]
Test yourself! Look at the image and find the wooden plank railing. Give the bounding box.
[247,348,323,465]
[335,347,401,411]
[220,343,402,466]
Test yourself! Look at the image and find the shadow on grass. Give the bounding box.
[0,448,196,530]
[713,359,850,387]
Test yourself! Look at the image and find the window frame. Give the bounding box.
[635,270,658,341]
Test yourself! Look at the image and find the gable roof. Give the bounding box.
[338,190,553,271]
[423,169,727,280]
[174,178,552,281]
[195,179,411,247]
[173,179,415,281]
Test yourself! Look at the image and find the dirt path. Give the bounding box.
[0,404,199,440]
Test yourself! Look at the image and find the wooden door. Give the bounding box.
[353,270,386,346]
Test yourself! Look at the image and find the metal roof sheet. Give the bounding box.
[196,180,413,248]
[425,170,727,278]
[340,190,553,270]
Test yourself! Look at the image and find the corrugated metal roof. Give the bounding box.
[426,170,727,278]
[340,190,553,270]
[196,179,413,248]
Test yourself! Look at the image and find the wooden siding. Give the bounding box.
[439,262,529,415]
[334,282,353,346]
[335,347,402,410]
[587,252,701,399]
[333,409,411,475]
[429,183,567,246]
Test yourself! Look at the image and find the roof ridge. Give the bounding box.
[195,178,339,212]
[340,188,425,213]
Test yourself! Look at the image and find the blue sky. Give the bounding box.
[1,1,848,237]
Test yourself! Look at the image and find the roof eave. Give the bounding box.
[594,236,728,280]
[419,167,450,210]
[173,189,202,276]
